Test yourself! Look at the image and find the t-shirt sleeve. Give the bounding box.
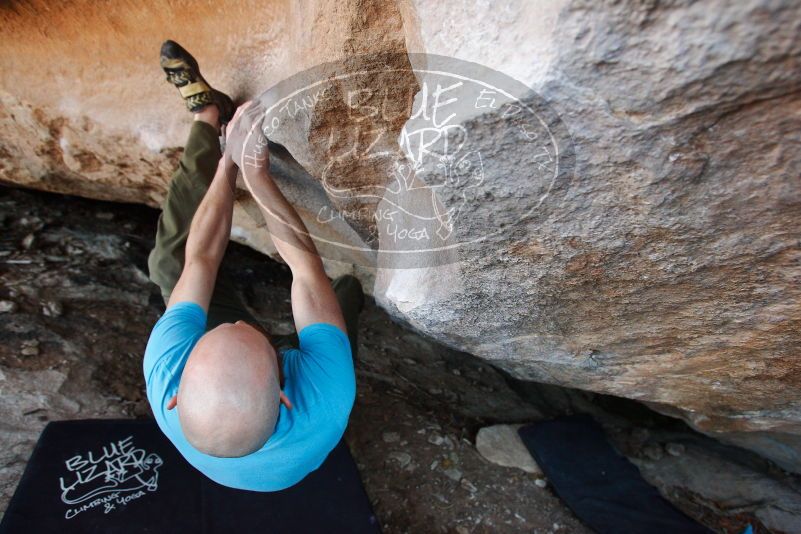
[294,323,356,427]
[143,301,207,408]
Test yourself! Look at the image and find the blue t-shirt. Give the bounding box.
[143,301,356,491]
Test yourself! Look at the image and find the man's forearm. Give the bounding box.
[246,171,324,276]
[228,106,344,331]
[185,161,237,268]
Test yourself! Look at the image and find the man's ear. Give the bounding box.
[167,395,177,410]
[279,390,293,410]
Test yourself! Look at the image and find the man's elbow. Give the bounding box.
[288,253,326,281]
[183,254,220,274]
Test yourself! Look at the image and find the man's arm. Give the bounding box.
[248,173,346,332]
[167,160,237,312]
[230,126,346,333]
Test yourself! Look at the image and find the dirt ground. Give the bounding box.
[1,185,798,533]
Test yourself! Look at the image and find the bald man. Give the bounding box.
[143,41,363,490]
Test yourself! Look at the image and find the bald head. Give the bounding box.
[177,321,280,458]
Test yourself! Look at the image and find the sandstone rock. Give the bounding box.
[475,424,542,475]
[460,478,477,493]
[382,431,400,443]
[642,443,664,462]
[388,451,412,469]
[20,346,39,357]
[1,0,800,471]
[20,233,35,250]
[41,300,63,318]
[442,467,462,482]
[666,443,685,457]
[633,442,801,533]
[427,433,444,446]
[389,0,801,473]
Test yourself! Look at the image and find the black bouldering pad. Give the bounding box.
[518,415,712,534]
[0,419,380,533]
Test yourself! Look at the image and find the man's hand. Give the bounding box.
[223,100,269,175]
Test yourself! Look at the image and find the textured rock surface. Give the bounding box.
[1,0,800,471]
[390,0,801,472]
[633,443,801,533]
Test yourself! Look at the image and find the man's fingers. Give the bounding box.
[226,100,261,143]
[223,99,270,172]
[234,100,253,118]
[231,104,248,123]
[226,101,253,136]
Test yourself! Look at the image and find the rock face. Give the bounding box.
[1,1,800,471]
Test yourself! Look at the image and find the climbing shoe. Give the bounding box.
[159,39,235,124]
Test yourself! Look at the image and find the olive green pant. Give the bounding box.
[147,120,363,356]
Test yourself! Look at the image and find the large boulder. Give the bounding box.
[1,0,800,471]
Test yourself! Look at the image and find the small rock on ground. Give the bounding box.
[476,424,542,474]
[382,431,400,443]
